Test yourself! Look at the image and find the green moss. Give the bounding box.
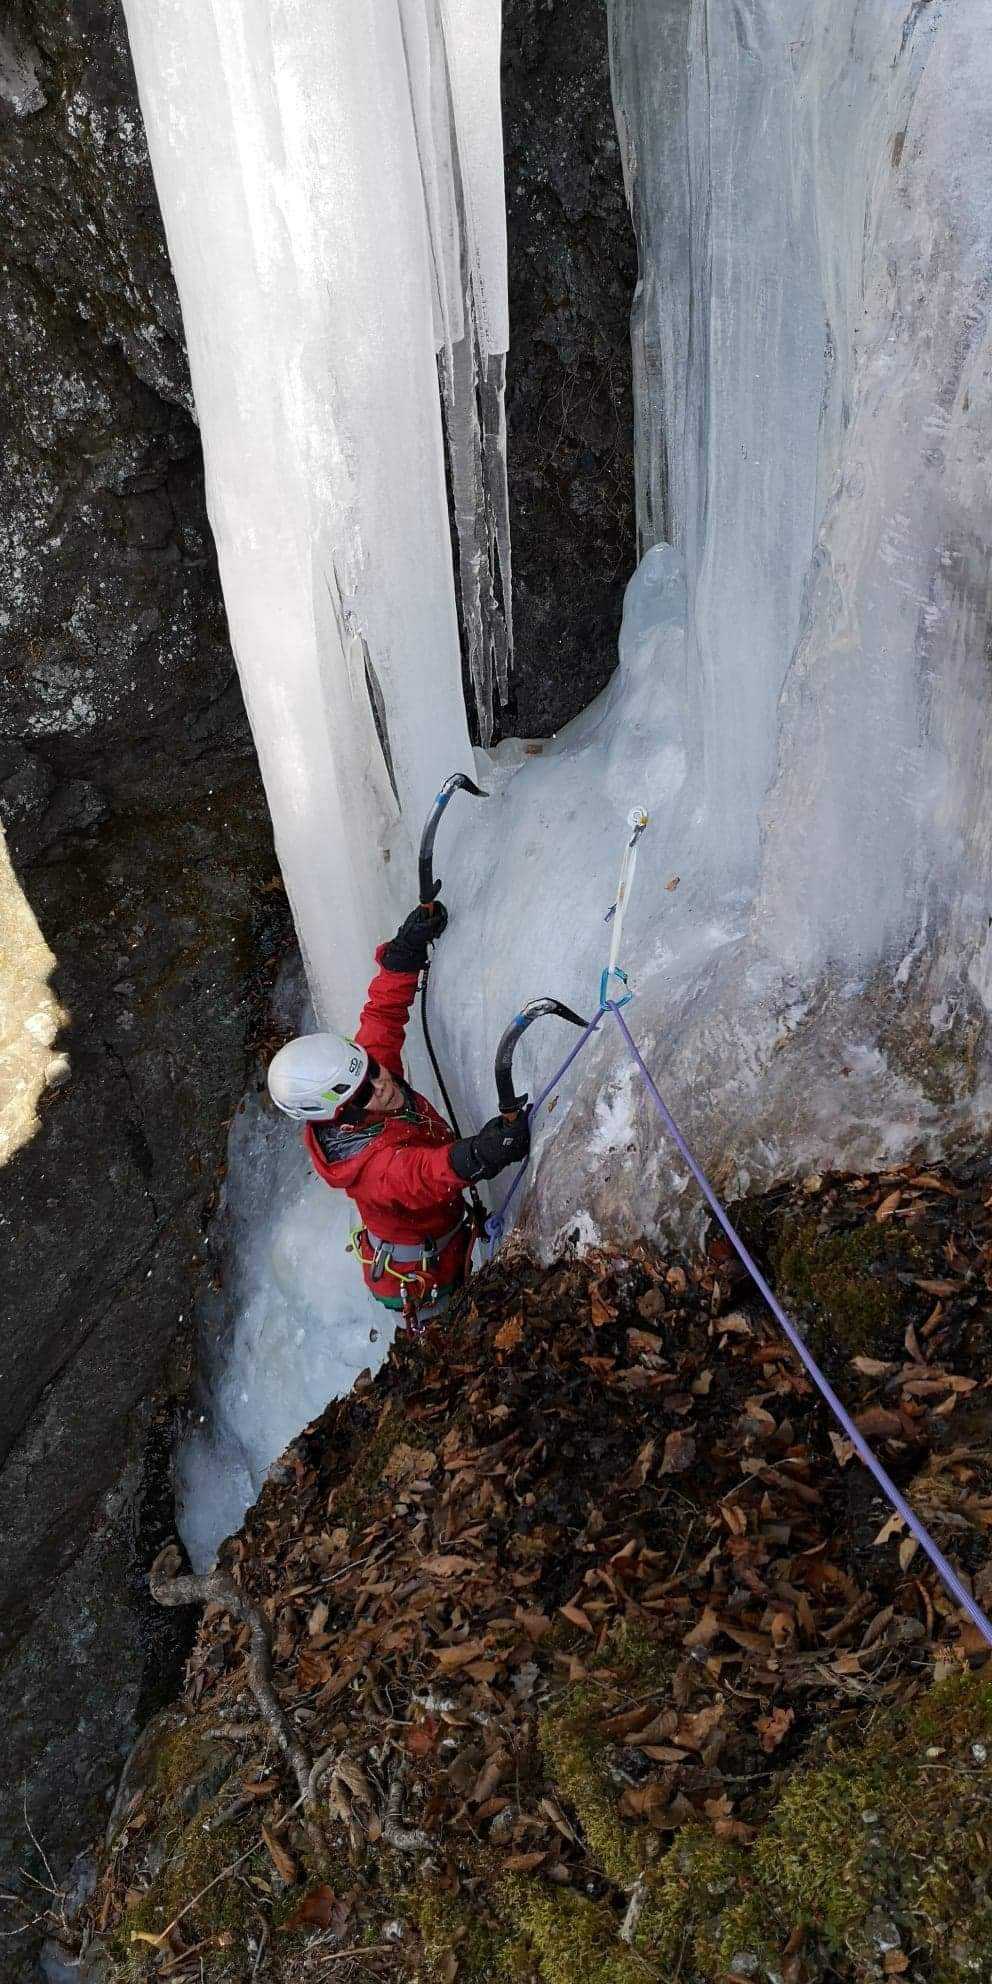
[144,1724,233,1804]
[634,1830,755,1973]
[120,1796,265,1980]
[770,1215,903,1354]
[503,1879,652,1984]
[540,1695,648,1888]
[753,1761,886,1953]
[418,1884,511,1981]
[597,1619,676,1694]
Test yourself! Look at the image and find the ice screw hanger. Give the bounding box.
[600,805,650,1008]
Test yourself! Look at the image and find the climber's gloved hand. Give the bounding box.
[450,1112,531,1184]
[381,901,449,973]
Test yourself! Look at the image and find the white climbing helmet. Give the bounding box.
[267,1031,369,1122]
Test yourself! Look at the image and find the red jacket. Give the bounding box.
[304,948,468,1298]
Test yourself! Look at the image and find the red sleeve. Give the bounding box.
[367,1139,463,1215]
[354,945,420,1079]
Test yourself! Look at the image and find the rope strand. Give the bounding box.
[484,997,992,1649]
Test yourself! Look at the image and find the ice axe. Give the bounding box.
[419,772,487,910]
[416,773,487,1230]
[495,998,589,1120]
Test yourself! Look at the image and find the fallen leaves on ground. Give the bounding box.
[84,1160,992,1980]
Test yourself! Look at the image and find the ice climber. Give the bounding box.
[266,904,530,1323]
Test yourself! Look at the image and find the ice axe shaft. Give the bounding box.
[419,772,487,905]
[495,999,589,1119]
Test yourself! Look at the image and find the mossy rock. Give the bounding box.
[503,1879,648,1984]
[510,1672,992,1981]
[117,1794,266,1981]
[634,1829,771,1977]
[540,1691,650,1889]
[770,1213,906,1357]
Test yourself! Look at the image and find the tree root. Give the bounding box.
[150,1544,330,1869]
[381,1763,430,1853]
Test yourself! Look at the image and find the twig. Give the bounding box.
[132,1788,306,1950]
[620,1876,648,1945]
[308,1746,340,1806]
[316,1948,393,1964]
[250,1918,269,1980]
[150,1545,329,1868]
[380,1763,430,1853]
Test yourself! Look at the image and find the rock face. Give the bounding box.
[0,0,283,1957]
[0,0,633,1953]
[502,0,636,736]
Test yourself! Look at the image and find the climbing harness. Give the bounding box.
[347,1213,469,1325]
[417,772,489,1238]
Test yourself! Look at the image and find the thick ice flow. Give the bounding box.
[125,0,992,1561]
[122,0,511,1029]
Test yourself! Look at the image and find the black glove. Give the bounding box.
[381,901,449,973]
[450,1112,530,1183]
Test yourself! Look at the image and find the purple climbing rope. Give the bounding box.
[608,1002,992,1648]
[482,994,992,1647]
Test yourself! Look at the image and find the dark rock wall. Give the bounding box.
[0,0,635,1956]
[502,0,636,737]
[0,0,282,1948]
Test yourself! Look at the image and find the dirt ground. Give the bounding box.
[52,1160,992,1981]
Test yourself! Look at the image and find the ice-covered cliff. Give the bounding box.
[517,0,992,1241]
[121,0,992,1557]
[122,0,511,1024]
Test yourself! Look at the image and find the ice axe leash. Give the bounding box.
[417,772,488,1229]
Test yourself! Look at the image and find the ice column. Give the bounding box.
[121,0,511,1026]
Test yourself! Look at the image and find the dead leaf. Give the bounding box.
[559,1600,595,1634]
[876,1190,902,1222]
[684,1606,721,1649]
[494,1314,525,1353]
[874,1513,906,1546]
[434,1639,489,1670]
[382,1443,435,1485]
[756,1706,795,1753]
[636,1287,666,1323]
[262,1824,298,1885]
[660,1429,696,1475]
[589,1281,617,1328]
[855,1407,903,1438]
[503,1851,548,1874]
[280,1886,343,1933]
[405,1722,438,1757]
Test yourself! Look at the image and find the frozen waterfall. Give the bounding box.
[122,0,511,1029]
[121,0,992,1563]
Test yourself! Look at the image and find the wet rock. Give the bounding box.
[501,0,636,736]
[0,3,282,1974]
